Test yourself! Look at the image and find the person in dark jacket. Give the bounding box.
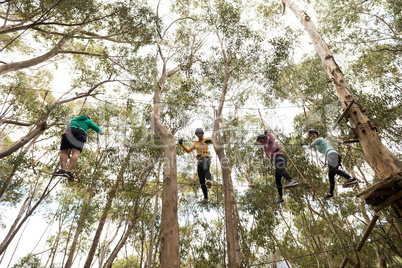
[52,114,103,181]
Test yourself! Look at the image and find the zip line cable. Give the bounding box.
[0,0,65,53]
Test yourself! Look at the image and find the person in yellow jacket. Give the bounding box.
[179,128,212,205]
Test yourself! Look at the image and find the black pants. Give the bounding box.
[197,157,211,199]
[327,152,351,195]
[60,127,87,153]
[274,154,293,196]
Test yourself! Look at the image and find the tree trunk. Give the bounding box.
[145,163,161,268]
[103,178,147,268]
[151,52,181,266]
[64,182,95,268]
[282,0,400,178]
[0,164,17,200]
[83,179,119,268]
[211,29,242,268]
[0,176,60,255]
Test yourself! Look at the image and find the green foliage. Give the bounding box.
[11,253,42,268]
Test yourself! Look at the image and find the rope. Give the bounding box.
[0,87,13,116]
[27,139,62,173]
[303,106,316,197]
[78,127,114,178]
[136,133,153,181]
[30,91,49,174]
[230,129,253,186]
[119,99,130,189]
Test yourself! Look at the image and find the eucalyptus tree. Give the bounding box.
[149,0,212,265]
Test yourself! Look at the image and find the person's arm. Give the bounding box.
[88,121,104,134]
[302,138,321,149]
[179,140,194,153]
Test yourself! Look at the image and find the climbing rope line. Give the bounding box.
[78,127,114,178]
[230,129,253,186]
[303,106,316,197]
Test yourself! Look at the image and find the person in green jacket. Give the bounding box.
[302,129,357,200]
[52,114,103,181]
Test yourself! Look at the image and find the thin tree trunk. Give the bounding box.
[282,0,400,178]
[0,177,60,255]
[0,196,31,250]
[145,163,161,268]
[102,178,148,268]
[0,165,17,200]
[83,179,119,268]
[64,181,96,268]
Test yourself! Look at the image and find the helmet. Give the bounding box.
[195,128,204,134]
[256,134,266,142]
[308,129,319,136]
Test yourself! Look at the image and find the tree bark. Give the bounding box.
[145,163,161,268]
[282,0,400,178]
[151,60,181,267]
[211,29,242,268]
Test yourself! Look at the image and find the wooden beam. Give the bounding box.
[374,191,402,212]
[356,175,393,197]
[333,100,354,130]
[357,213,379,251]
[342,139,360,144]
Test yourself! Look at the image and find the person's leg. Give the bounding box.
[203,157,212,181]
[60,149,69,170]
[275,169,283,197]
[67,148,80,172]
[328,168,336,196]
[197,162,208,200]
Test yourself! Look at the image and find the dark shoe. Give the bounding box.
[65,171,75,182]
[51,170,66,176]
[324,193,334,200]
[206,180,212,189]
[283,181,299,189]
[343,178,357,188]
[276,198,284,204]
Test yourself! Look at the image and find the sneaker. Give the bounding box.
[324,193,334,200]
[276,198,284,204]
[283,181,299,189]
[51,170,66,176]
[197,199,209,205]
[206,180,212,189]
[343,178,357,187]
[65,171,75,182]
